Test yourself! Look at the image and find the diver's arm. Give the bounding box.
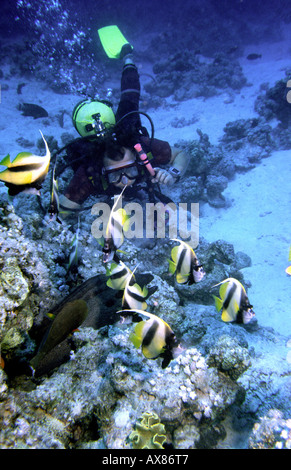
[169,147,189,176]
[151,147,189,185]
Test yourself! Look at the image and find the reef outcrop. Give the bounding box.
[0,325,245,449]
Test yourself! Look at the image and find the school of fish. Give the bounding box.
[0,137,264,371]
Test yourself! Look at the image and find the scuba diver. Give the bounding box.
[57,25,189,216]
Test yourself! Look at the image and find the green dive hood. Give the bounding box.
[72,99,116,138]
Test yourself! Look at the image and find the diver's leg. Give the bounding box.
[115,59,141,130]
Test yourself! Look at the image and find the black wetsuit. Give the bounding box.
[63,63,172,205]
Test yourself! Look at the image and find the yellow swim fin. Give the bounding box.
[98,25,132,59]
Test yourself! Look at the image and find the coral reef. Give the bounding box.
[0,193,289,450]
[145,51,247,100]
[128,412,166,449]
[0,325,244,449]
[254,77,291,150]
[0,200,104,367]
[255,78,291,129]
[0,204,54,356]
[249,409,291,449]
[0,202,256,450]
[0,0,290,451]
[207,335,251,381]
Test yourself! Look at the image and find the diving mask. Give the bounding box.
[102,161,139,184]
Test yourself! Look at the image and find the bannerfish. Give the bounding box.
[18,103,49,119]
[168,239,205,285]
[285,246,291,275]
[106,260,133,290]
[247,53,262,60]
[30,299,88,371]
[212,277,255,324]
[122,266,156,311]
[102,186,130,263]
[48,159,73,222]
[67,216,80,271]
[0,130,51,196]
[48,161,62,223]
[118,309,182,368]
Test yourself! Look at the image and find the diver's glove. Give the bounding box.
[151,168,175,186]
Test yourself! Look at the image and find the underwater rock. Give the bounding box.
[220,117,275,167]
[205,175,228,208]
[98,332,242,449]
[1,327,27,353]
[222,118,258,141]
[176,114,276,207]
[36,134,58,154]
[0,390,69,449]
[146,51,247,101]
[61,132,75,146]
[0,204,56,360]
[0,369,8,399]
[248,409,291,449]
[235,335,291,432]
[222,118,274,151]
[182,136,219,177]
[175,134,236,206]
[15,137,35,148]
[255,78,291,129]
[180,176,204,203]
[234,251,252,270]
[171,115,199,128]
[0,324,243,449]
[1,258,29,307]
[207,335,251,381]
[173,424,200,448]
[254,77,291,150]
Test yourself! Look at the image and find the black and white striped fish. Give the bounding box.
[48,161,63,223]
[67,216,80,272]
[212,277,255,324]
[168,239,205,285]
[106,260,133,290]
[122,266,154,311]
[102,186,130,263]
[0,130,50,196]
[118,309,182,368]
